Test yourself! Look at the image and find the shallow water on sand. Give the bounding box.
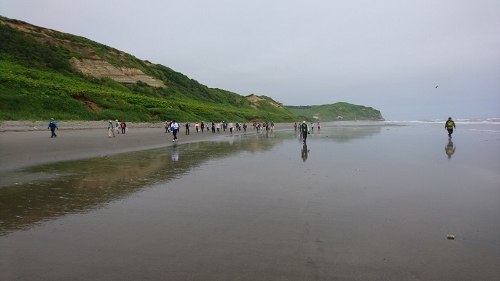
[1,123,499,280]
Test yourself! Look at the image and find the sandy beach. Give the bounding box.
[0,120,384,172]
[0,121,286,172]
[1,121,498,280]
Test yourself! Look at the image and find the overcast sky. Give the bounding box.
[1,0,499,120]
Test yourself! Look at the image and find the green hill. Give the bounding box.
[0,16,383,123]
[286,103,384,122]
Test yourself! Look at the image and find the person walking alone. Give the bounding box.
[445,117,456,138]
[115,120,120,134]
[48,118,58,138]
[185,121,190,135]
[300,121,308,143]
[107,121,115,138]
[120,121,127,134]
[172,120,180,141]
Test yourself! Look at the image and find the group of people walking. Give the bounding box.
[47,117,458,142]
[253,121,274,132]
[164,121,251,140]
[163,120,180,141]
[294,121,320,133]
[107,120,127,137]
[294,121,321,144]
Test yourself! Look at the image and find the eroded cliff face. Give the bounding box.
[246,94,283,109]
[69,58,165,87]
[3,19,165,88]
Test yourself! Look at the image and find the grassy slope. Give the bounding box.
[0,16,383,122]
[286,103,384,121]
[0,19,298,122]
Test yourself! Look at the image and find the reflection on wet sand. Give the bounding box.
[0,135,284,234]
[301,143,309,162]
[322,126,382,142]
[1,123,499,280]
[445,138,456,159]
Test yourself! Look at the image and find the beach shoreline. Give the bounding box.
[0,120,393,172]
[0,120,165,132]
[0,120,391,132]
[1,120,498,280]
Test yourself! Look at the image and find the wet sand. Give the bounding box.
[0,122,286,172]
[0,126,212,172]
[1,122,498,280]
[0,121,381,172]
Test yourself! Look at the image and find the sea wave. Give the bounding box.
[385,118,500,125]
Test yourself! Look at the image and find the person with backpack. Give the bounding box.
[300,121,308,143]
[171,120,179,141]
[120,121,127,134]
[107,120,115,138]
[47,118,58,138]
[114,120,120,134]
[445,117,456,138]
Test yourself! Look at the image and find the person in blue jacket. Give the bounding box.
[47,118,58,138]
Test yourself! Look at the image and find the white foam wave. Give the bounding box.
[385,118,500,125]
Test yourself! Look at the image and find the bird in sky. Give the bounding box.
[435,85,438,88]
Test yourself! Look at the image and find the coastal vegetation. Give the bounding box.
[287,103,384,122]
[0,16,383,122]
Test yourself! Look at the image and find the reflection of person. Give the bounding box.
[301,143,309,162]
[445,139,456,159]
[300,121,308,143]
[47,118,58,138]
[445,117,456,137]
[171,144,179,161]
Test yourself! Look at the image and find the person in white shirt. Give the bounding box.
[171,120,180,141]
